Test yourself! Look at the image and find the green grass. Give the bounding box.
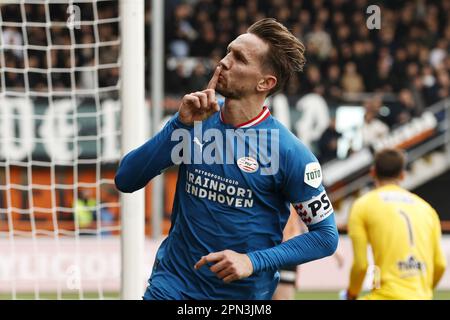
[295,290,450,300]
[1,290,449,300]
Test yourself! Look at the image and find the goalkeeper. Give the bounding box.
[343,148,447,300]
[115,18,338,300]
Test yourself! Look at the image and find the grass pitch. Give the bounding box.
[295,290,450,300]
[1,290,449,300]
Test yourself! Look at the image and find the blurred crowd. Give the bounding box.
[1,0,449,163]
[166,0,449,104]
[1,1,120,94]
[166,0,449,162]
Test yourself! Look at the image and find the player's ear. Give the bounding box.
[398,170,406,181]
[256,75,277,93]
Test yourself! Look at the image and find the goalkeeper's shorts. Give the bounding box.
[279,265,297,285]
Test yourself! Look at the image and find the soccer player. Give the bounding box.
[115,18,338,300]
[342,148,447,300]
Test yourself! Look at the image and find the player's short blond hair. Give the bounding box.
[247,18,306,96]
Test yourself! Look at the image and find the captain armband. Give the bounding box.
[293,190,333,225]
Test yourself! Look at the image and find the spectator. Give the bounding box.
[409,76,427,112]
[390,48,409,92]
[436,69,450,101]
[351,40,374,89]
[372,55,393,93]
[429,39,448,69]
[28,54,47,90]
[341,62,365,94]
[74,189,95,232]
[187,62,209,92]
[79,32,95,65]
[421,65,440,105]
[305,23,332,60]
[166,62,187,94]
[166,4,198,57]
[324,64,342,107]
[362,100,389,147]
[79,59,97,90]
[2,26,22,58]
[4,52,24,90]
[190,22,216,57]
[393,88,422,126]
[302,64,322,94]
[318,118,341,163]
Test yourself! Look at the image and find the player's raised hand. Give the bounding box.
[194,249,254,283]
[178,65,222,126]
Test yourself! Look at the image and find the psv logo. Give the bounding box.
[293,190,333,225]
[237,157,259,173]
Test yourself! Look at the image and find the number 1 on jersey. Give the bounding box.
[398,209,414,247]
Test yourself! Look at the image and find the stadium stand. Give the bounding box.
[1,0,449,235]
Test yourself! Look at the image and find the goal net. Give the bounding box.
[0,0,127,299]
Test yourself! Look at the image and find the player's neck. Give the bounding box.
[222,96,266,127]
[375,179,401,188]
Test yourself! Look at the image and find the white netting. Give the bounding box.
[0,0,122,299]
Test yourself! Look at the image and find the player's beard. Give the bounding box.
[216,83,243,100]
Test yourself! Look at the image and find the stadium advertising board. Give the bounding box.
[0,98,121,162]
[0,96,445,164]
[1,236,449,293]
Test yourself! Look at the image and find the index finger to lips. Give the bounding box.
[207,66,222,90]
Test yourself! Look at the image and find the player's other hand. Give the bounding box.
[194,249,254,283]
[178,65,222,126]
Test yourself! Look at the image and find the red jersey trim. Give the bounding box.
[220,106,270,128]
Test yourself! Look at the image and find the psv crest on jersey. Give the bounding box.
[237,157,259,173]
[304,162,322,188]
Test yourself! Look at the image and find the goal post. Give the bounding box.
[151,0,164,240]
[0,0,148,300]
[119,0,146,300]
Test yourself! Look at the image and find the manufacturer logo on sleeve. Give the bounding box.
[237,157,259,173]
[304,162,322,188]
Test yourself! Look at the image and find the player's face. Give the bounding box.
[216,33,269,99]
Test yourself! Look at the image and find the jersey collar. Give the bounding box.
[219,106,270,128]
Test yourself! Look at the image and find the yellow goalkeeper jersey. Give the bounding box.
[347,184,446,300]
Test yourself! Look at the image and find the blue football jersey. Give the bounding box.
[115,104,337,300]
